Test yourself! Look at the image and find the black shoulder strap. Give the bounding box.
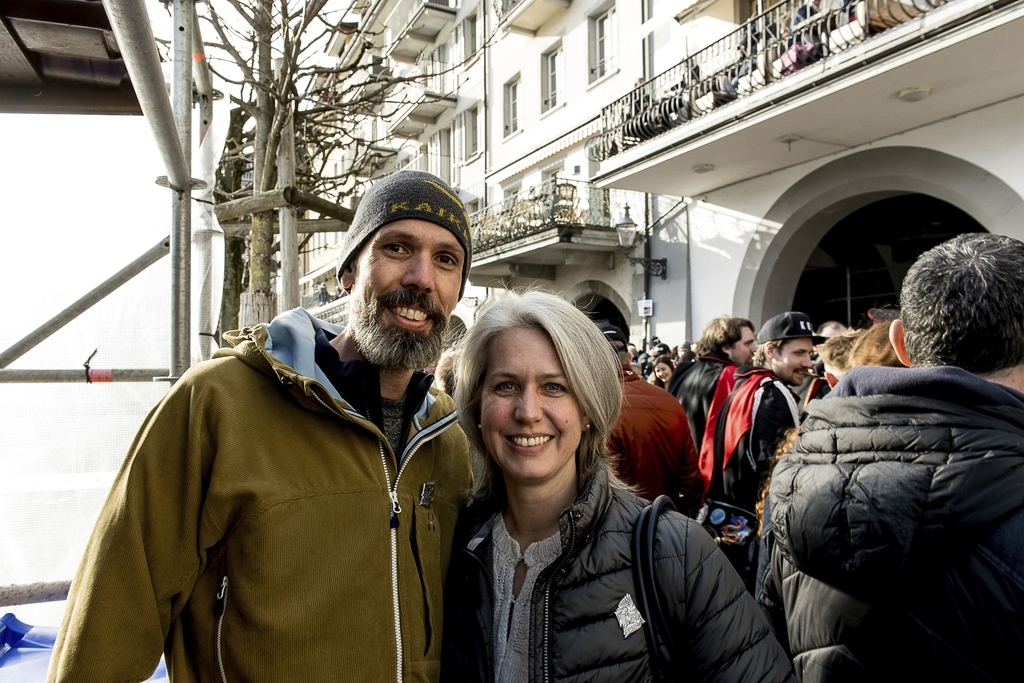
[632,495,678,683]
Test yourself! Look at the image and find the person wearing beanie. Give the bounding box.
[50,170,473,683]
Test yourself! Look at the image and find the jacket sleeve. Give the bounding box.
[675,416,705,518]
[658,515,796,682]
[47,372,216,683]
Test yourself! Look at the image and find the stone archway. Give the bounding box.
[732,146,1024,325]
[565,280,631,326]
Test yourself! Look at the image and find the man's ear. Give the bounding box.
[889,319,913,367]
[339,264,356,292]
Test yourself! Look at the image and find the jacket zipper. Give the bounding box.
[214,575,229,683]
[542,514,577,683]
[306,379,455,683]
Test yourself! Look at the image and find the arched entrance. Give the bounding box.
[567,280,630,339]
[733,147,1024,325]
[793,194,985,327]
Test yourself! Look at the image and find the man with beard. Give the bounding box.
[763,234,1024,681]
[48,171,473,683]
[667,316,756,453]
[700,312,820,591]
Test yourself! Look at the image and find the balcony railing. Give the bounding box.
[588,0,949,161]
[494,0,525,16]
[469,178,617,252]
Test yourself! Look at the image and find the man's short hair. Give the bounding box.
[901,233,1024,373]
[694,316,754,356]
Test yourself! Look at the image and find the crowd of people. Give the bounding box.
[46,169,1024,683]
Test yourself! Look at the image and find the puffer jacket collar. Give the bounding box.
[461,468,614,563]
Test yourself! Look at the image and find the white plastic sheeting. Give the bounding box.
[0,114,171,626]
[191,104,227,364]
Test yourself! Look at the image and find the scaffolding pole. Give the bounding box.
[168,0,195,380]
[0,369,170,383]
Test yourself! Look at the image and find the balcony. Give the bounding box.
[386,0,458,64]
[590,0,1024,195]
[388,60,458,138]
[397,151,454,184]
[469,179,626,280]
[495,0,571,36]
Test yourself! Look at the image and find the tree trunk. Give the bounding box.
[220,235,245,341]
[239,290,277,329]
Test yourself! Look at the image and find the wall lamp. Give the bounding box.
[615,205,667,279]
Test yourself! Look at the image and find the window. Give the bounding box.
[466,105,479,157]
[541,44,563,112]
[503,76,519,136]
[589,6,617,83]
[464,15,478,57]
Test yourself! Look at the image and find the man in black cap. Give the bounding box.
[50,170,472,683]
[698,312,820,590]
[598,322,704,516]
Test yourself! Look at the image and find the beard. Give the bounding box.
[350,285,449,371]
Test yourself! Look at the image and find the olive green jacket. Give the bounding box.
[48,309,471,683]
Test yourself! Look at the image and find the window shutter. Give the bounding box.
[453,115,464,186]
[556,49,565,106]
[453,23,463,64]
[429,131,441,177]
[609,9,618,73]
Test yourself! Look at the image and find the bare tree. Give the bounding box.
[198,0,468,328]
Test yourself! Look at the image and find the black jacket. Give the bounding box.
[441,468,795,683]
[762,365,1024,682]
[668,352,735,453]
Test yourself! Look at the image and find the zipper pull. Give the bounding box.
[214,576,228,616]
[389,490,401,529]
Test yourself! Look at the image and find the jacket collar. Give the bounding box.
[460,467,615,559]
[218,309,455,434]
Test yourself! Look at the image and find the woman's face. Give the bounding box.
[654,361,673,383]
[479,327,585,496]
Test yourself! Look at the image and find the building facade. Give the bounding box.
[310,0,1024,350]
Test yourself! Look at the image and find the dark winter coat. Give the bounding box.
[441,468,795,683]
[668,352,735,453]
[762,365,1024,682]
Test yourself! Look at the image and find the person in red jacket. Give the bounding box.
[598,322,704,516]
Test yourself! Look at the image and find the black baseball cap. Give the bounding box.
[596,322,629,349]
[757,312,826,345]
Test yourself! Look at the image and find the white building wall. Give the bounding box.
[660,94,1024,334]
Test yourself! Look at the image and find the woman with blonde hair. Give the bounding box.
[441,290,792,683]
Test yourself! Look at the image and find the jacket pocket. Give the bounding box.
[410,504,442,658]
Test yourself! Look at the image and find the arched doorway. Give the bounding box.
[585,296,629,334]
[793,194,985,327]
[733,147,1024,325]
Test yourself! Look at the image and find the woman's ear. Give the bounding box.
[889,319,913,367]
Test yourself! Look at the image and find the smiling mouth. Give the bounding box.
[392,306,428,321]
[511,435,552,447]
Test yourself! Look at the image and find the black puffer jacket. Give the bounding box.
[441,468,795,683]
[668,353,735,453]
[763,366,1024,682]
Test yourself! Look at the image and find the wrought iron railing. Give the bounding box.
[469,178,621,253]
[588,0,949,161]
[494,0,526,18]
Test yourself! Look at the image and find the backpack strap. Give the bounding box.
[632,495,678,683]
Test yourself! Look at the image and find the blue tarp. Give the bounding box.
[0,614,166,682]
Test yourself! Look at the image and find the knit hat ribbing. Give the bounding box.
[336,170,473,297]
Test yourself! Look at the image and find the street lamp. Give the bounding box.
[615,205,667,279]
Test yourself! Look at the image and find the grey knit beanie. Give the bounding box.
[337,170,473,297]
